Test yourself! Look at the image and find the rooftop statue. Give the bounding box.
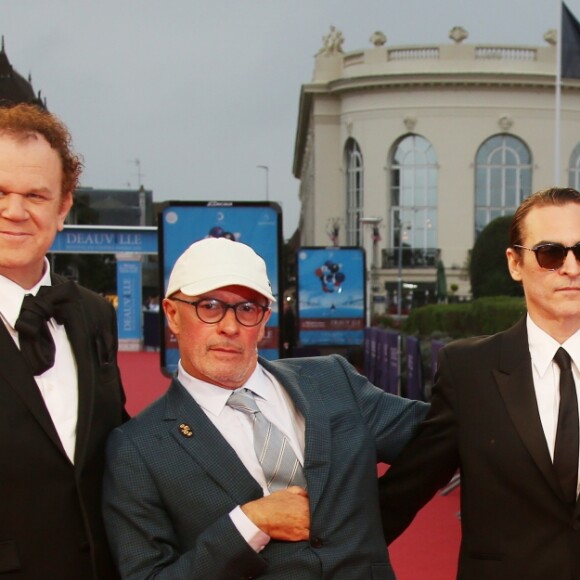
[317,26,344,56]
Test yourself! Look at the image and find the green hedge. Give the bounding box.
[403,296,527,339]
[470,215,523,299]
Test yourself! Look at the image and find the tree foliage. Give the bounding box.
[470,215,523,299]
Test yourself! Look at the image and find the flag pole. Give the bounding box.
[555,1,563,184]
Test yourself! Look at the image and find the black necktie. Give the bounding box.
[553,347,579,505]
[14,281,80,376]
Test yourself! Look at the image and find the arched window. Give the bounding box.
[568,142,580,189]
[475,135,532,236]
[344,138,363,246]
[390,135,438,257]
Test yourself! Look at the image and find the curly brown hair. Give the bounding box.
[0,103,83,196]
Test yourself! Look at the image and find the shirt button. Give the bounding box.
[311,536,323,548]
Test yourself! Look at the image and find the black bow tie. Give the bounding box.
[15,281,80,376]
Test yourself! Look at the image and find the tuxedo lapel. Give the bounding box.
[48,275,102,467]
[260,358,332,514]
[59,298,94,467]
[0,321,66,456]
[493,319,563,499]
[164,380,263,505]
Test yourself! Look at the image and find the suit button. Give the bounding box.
[311,536,323,548]
[79,540,90,552]
[573,521,580,530]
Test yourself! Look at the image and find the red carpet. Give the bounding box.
[388,483,460,578]
[118,351,171,416]
[117,351,461,579]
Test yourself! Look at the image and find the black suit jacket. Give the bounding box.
[0,274,127,579]
[380,317,580,580]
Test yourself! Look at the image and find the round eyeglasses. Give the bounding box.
[514,242,580,271]
[171,297,269,327]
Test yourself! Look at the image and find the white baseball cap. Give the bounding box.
[165,237,276,302]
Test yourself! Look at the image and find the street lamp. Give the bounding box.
[396,221,412,320]
[256,165,270,202]
[360,216,383,326]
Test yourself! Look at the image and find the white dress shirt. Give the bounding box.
[0,260,78,463]
[527,315,580,496]
[177,361,306,552]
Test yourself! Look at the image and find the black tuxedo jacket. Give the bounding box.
[380,317,580,580]
[0,274,127,579]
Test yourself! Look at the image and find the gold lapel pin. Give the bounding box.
[179,423,193,437]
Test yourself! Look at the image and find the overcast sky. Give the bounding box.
[2,0,576,238]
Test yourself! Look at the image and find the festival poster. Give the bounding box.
[159,201,282,376]
[297,247,365,346]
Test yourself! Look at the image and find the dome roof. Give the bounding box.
[0,37,46,109]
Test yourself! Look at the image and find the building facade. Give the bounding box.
[293,26,580,315]
[69,186,154,226]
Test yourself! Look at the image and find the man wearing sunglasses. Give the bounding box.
[380,187,580,579]
[102,236,428,579]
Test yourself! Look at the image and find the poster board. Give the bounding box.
[297,247,365,346]
[159,201,282,376]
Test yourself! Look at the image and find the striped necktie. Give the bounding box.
[227,388,306,492]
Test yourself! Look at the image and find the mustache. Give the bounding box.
[207,342,244,353]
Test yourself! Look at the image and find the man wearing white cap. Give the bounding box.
[103,237,428,579]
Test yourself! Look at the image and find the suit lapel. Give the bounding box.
[60,300,94,468]
[163,380,263,505]
[260,358,332,513]
[48,274,96,467]
[493,319,563,499]
[164,361,333,511]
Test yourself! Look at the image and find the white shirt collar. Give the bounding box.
[177,361,273,418]
[527,314,580,377]
[0,258,51,330]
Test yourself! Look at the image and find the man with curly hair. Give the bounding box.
[0,104,127,579]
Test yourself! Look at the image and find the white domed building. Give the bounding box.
[292,24,580,316]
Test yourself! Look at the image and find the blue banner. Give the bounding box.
[406,336,424,400]
[377,329,389,393]
[364,327,377,381]
[116,258,142,340]
[386,331,400,395]
[51,225,157,254]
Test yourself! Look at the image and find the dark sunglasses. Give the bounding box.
[514,242,580,270]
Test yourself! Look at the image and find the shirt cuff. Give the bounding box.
[229,505,271,553]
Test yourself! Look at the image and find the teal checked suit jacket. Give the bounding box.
[103,354,428,579]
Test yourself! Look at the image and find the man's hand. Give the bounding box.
[241,486,310,541]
